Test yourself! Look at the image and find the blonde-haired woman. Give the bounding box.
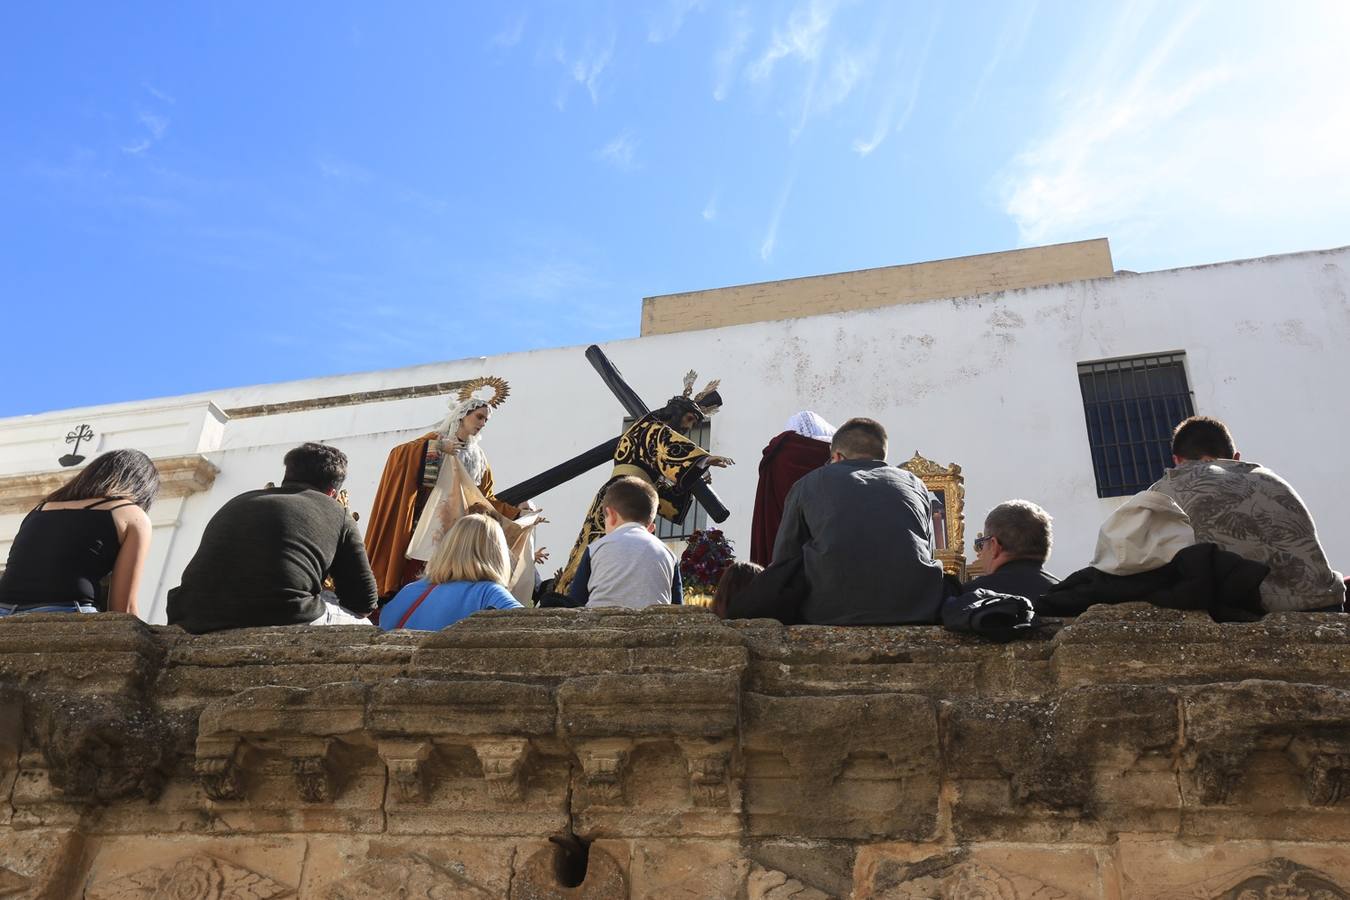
[379,514,522,631]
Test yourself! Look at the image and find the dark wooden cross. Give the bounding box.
[496,344,729,523]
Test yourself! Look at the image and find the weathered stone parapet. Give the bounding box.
[2,603,1350,897]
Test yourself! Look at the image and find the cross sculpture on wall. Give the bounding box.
[495,344,730,524]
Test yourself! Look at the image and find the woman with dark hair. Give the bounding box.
[0,449,160,618]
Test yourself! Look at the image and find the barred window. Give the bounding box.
[621,416,711,540]
[1077,352,1195,498]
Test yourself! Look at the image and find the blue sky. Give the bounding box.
[3,1,1348,417]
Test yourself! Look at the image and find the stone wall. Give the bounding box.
[2,605,1350,898]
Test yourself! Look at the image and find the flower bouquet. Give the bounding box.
[679,528,735,607]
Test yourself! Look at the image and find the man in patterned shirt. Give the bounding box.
[1150,416,1344,612]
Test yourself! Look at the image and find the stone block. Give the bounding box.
[1052,604,1350,689]
[0,828,84,899]
[368,678,555,737]
[853,843,1119,899]
[1115,833,1350,896]
[558,672,738,739]
[0,614,164,691]
[627,840,748,899]
[82,837,307,899]
[302,838,519,898]
[742,693,940,840]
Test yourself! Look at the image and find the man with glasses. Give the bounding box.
[967,501,1060,600]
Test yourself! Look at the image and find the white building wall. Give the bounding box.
[2,246,1347,623]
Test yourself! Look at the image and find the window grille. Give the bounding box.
[621,416,711,540]
[1077,352,1195,498]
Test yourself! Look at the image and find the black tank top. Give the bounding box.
[0,499,135,608]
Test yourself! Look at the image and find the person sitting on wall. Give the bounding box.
[566,476,683,609]
[0,449,159,619]
[380,513,523,630]
[964,500,1060,600]
[711,560,763,619]
[1149,415,1345,613]
[743,417,946,625]
[166,442,379,633]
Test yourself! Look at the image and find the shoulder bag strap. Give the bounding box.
[394,583,438,630]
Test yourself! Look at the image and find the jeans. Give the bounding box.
[0,602,98,617]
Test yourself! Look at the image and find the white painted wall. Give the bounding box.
[3,245,1347,623]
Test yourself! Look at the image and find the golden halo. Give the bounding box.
[458,375,511,408]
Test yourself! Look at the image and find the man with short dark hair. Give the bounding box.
[768,417,946,624]
[1151,415,1344,612]
[566,475,682,609]
[167,442,379,633]
[966,500,1060,599]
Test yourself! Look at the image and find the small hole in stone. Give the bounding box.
[549,833,591,888]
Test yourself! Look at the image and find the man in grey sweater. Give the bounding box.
[771,417,946,625]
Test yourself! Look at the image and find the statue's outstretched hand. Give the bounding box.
[707,455,734,468]
[534,547,550,564]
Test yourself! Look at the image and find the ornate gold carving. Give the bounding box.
[457,376,510,408]
[898,451,966,579]
[87,855,292,900]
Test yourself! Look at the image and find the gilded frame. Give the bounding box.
[898,451,966,579]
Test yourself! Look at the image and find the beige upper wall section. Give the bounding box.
[641,238,1115,336]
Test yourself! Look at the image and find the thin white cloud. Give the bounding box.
[702,193,718,221]
[491,12,527,49]
[554,33,616,108]
[999,1,1350,266]
[648,0,704,43]
[317,157,372,181]
[122,108,171,155]
[138,111,169,140]
[712,7,752,101]
[852,8,941,156]
[760,175,794,261]
[596,131,639,171]
[966,0,1037,113]
[142,82,176,104]
[747,0,836,84]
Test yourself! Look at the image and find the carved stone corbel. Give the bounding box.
[276,738,342,803]
[574,739,633,806]
[194,736,254,802]
[680,742,732,807]
[377,739,434,803]
[473,738,531,801]
[1192,748,1251,805]
[1304,753,1350,806]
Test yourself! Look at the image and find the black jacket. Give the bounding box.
[964,559,1059,601]
[1036,543,1267,622]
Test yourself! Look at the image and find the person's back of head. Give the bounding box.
[830,417,888,461]
[983,500,1053,564]
[425,513,511,586]
[46,448,160,511]
[1171,415,1237,462]
[283,442,348,494]
[602,476,658,527]
[712,560,763,619]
